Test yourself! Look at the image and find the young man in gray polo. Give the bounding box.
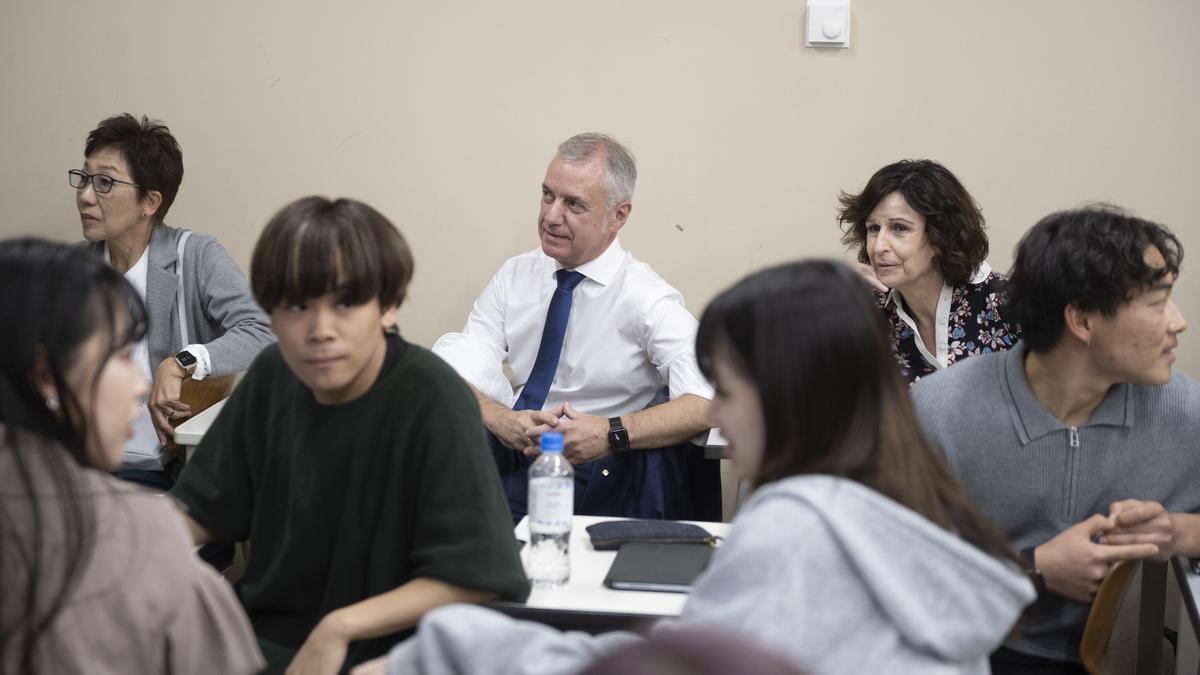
[911,206,1200,674]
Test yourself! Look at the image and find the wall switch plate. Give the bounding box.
[806,0,850,49]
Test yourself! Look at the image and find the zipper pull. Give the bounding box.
[1069,426,1080,448]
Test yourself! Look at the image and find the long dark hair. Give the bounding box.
[696,260,1016,562]
[0,238,148,674]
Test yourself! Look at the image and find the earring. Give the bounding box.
[45,397,60,411]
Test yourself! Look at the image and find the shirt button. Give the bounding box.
[602,469,610,477]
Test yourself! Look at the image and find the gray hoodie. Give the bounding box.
[387,475,1035,674]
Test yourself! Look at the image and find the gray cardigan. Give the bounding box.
[88,223,273,376]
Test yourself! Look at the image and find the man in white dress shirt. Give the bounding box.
[434,133,716,521]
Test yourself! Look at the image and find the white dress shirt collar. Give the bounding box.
[557,237,625,287]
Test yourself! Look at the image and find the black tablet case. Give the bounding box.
[586,520,716,551]
[603,542,714,593]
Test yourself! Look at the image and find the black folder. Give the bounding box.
[603,542,714,593]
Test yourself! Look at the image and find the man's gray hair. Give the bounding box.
[557,133,637,211]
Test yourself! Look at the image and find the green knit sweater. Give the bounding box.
[171,336,530,671]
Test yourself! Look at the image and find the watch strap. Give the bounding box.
[607,416,630,453]
[1019,546,1047,596]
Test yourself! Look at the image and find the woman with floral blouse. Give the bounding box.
[838,159,1019,383]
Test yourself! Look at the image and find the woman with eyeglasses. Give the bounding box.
[69,113,272,490]
[355,261,1035,675]
[0,238,264,674]
[838,159,1019,384]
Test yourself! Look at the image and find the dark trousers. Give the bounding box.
[114,464,178,491]
[990,646,1088,675]
[500,441,722,524]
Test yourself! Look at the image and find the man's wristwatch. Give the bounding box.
[1019,546,1047,596]
[607,417,630,454]
[175,349,198,374]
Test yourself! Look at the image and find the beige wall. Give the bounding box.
[3,1,1198,376]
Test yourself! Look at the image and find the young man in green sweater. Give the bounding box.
[170,196,530,674]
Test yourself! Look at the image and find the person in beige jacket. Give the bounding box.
[0,238,263,675]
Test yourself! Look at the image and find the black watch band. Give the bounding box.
[607,416,630,454]
[1019,546,1047,596]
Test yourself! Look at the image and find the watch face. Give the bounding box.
[609,428,630,451]
[176,351,197,368]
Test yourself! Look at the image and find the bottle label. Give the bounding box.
[529,477,573,535]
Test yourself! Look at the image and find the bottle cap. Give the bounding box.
[540,431,564,452]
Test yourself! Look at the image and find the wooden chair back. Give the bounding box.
[1080,559,1138,674]
[165,373,237,459]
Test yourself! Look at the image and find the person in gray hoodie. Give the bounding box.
[362,260,1035,675]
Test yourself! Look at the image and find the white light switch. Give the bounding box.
[806,0,851,49]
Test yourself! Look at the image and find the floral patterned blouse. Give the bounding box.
[877,263,1020,384]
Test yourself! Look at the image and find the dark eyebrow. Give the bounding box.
[1151,281,1174,293]
[81,162,120,172]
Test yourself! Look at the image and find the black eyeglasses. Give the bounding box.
[67,169,140,194]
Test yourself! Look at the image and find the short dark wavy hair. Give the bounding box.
[838,159,988,287]
[1008,205,1183,352]
[85,113,184,221]
[251,196,414,311]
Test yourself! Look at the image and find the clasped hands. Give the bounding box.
[490,403,610,464]
[1037,499,1177,603]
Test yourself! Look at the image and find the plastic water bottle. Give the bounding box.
[527,431,573,586]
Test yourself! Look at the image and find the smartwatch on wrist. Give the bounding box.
[607,417,630,454]
[175,349,198,374]
[1019,546,1047,596]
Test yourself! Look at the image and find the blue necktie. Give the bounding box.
[513,269,585,411]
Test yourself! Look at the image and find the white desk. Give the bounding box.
[701,428,727,459]
[491,515,730,631]
[173,398,227,459]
